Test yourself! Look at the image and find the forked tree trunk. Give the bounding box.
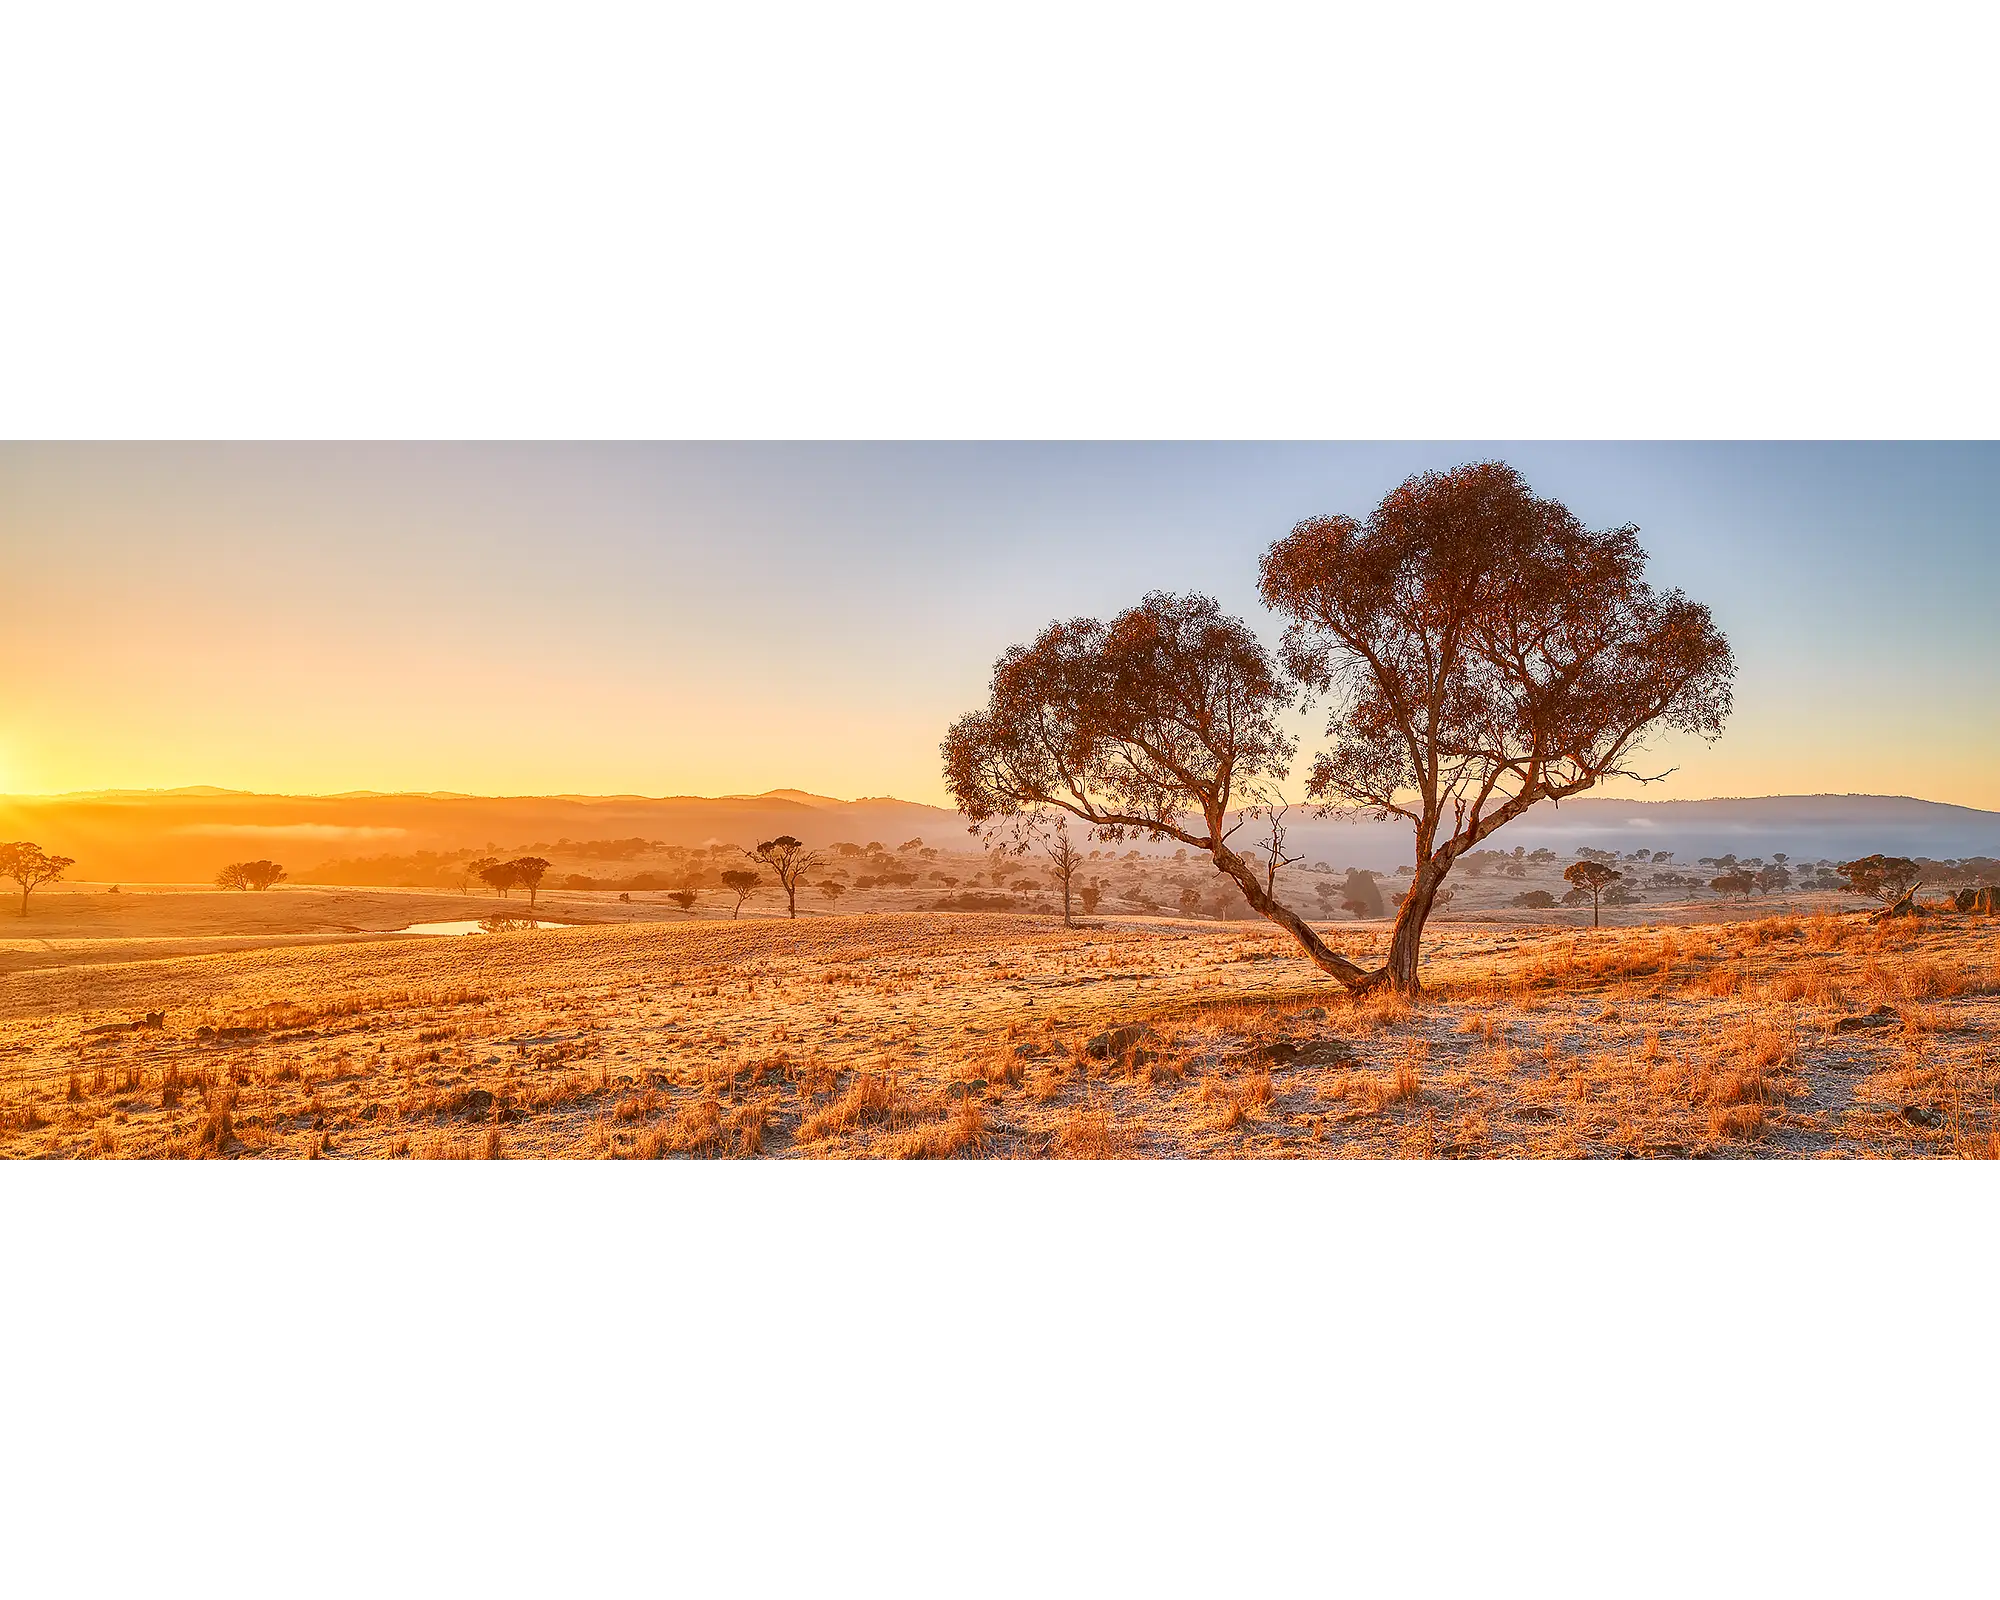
[1210,843,1384,992]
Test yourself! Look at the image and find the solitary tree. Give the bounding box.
[1079,883,1102,917]
[749,836,820,919]
[818,880,847,910]
[1562,860,1622,927]
[216,860,286,891]
[945,465,1733,998]
[667,888,699,913]
[720,868,760,918]
[1041,820,1084,926]
[508,856,551,907]
[1,842,76,916]
[1837,854,1923,911]
[480,861,520,897]
[1178,885,1203,919]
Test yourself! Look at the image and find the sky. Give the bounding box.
[3,441,1997,810]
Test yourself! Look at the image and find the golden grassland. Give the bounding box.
[3,898,1998,1159]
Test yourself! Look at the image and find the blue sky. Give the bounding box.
[3,441,1996,807]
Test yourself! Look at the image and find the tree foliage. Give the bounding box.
[1837,854,1922,907]
[1,841,77,915]
[1562,859,1622,927]
[750,836,820,919]
[215,859,286,891]
[720,868,760,918]
[509,856,551,907]
[942,590,1375,985]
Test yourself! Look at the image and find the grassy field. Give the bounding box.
[4,888,1998,1159]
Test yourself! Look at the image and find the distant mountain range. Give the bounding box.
[3,787,1996,884]
[0,788,967,883]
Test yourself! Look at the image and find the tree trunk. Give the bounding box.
[785,881,797,918]
[1384,866,1446,996]
[1592,892,1600,929]
[1062,875,1072,927]
[1211,844,1383,992]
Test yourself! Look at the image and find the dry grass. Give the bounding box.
[6,900,1998,1160]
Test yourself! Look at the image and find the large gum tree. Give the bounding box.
[943,462,1735,998]
[1260,462,1734,993]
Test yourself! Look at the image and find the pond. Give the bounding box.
[396,918,570,936]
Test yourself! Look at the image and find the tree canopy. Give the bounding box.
[943,463,1735,997]
[1,841,76,916]
[1837,854,1922,907]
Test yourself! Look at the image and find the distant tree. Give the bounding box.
[508,857,551,907]
[1755,863,1792,894]
[480,861,520,897]
[667,888,699,913]
[1710,869,1756,898]
[1562,860,1622,928]
[1512,889,1557,909]
[1,842,77,916]
[720,869,760,918]
[1079,883,1102,916]
[1836,854,1923,910]
[216,859,286,891]
[1178,886,1203,918]
[750,836,821,919]
[1040,819,1084,926]
[1339,868,1384,919]
[818,880,847,910]
[898,837,923,852]
[1602,882,1644,906]
[468,857,504,895]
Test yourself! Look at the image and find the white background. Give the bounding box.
[3,3,1995,1594]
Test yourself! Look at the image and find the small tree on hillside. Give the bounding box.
[1837,854,1922,910]
[749,836,820,919]
[1079,883,1102,916]
[508,857,551,907]
[1755,863,1792,894]
[818,880,847,910]
[668,888,699,913]
[1,842,77,916]
[1710,869,1756,899]
[721,869,760,918]
[1562,861,1622,928]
